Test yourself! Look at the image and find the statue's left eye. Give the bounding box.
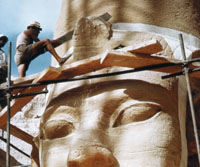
[112,102,161,127]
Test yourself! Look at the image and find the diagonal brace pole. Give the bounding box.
[179,34,200,166]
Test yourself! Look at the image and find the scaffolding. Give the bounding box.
[1,34,200,166]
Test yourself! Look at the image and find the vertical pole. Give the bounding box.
[179,34,200,165]
[6,42,12,167]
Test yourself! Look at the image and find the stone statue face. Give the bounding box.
[39,70,182,167]
[35,14,189,167]
[36,0,200,165]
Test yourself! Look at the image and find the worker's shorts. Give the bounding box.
[15,44,46,69]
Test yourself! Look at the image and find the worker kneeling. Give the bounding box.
[15,21,69,78]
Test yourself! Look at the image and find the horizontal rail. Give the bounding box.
[0,62,182,91]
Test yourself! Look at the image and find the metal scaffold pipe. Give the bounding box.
[6,41,12,167]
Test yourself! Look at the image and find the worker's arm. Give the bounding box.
[30,32,40,42]
[33,37,40,42]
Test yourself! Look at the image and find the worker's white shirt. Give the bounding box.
[0,49,7,71]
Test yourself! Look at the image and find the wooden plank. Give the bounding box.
[118,39,163,54]
[103,51,179,72]
[1,124,33,145]
[103,51,200,78]
[57,50,200,79]
[57,51,168,79]
[11,73,40,95]
[10,65,61,95]
[0,66,61,128]
[13,73,40,85]
[57,55,107,79]
[0,72,41,96]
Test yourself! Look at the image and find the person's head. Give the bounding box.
[0,34,8,48]
[27,21,42,36]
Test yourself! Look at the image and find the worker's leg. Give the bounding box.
[44,39,71,65]
[31,39,68,65]
[17,64,26,78]
[49,39,62,48]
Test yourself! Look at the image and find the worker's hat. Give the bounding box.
[0,34,8,42]
[27,21,42,31]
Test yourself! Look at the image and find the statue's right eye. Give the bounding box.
[43,120,75,139]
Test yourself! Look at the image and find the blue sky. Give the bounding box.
[0,0,62,77]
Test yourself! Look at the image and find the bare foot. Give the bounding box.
[58,54,73,66]
[59,56,70,66]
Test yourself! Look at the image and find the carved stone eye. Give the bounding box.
[113,103,161,127]
[43,120,75,139]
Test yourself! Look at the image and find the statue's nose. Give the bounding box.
[67,145,119,167]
